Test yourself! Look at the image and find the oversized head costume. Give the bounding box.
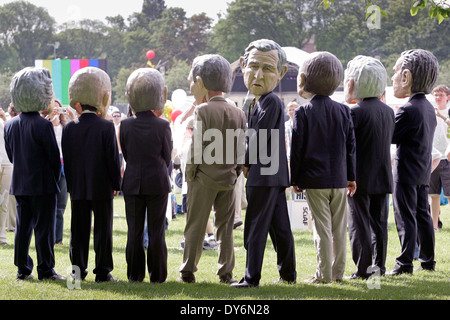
[297,51,343,99]
[69,67,111,117]
[10,67,54,113]
[126,68,167,114]
[344,55,388,103]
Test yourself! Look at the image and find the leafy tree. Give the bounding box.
[164,59,191,97]
[0,1,55,67]
[211,0,311,62]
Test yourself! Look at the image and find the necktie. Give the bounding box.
[248,98,256,121]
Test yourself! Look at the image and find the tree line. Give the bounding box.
[0,0,448,108]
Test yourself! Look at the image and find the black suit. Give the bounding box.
[4,112,61,279]
[243,92,296,286]
[120,111,172,282]
[347,98,395,277]
[62,112,121,280]
[392,93,436,272]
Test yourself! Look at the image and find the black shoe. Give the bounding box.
[177,272,195,283]
[95,273,118,283]
[231,278,258,288]
[16,273,33,281]
[344,272,369,280]
[415,265,435,272]
[39,273,67,281]
[275,277,296,284]
[233,221,243,229]
[387,265,413,276]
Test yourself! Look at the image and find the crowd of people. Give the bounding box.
[0,38,447,287]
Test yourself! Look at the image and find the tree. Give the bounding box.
[320,0,449,23]
[0,1,56,67]
[164,59,191,98]
[210,0,315,63]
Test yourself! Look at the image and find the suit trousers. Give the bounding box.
[393,182,435,271]
[180,180,236,279]
[347,193,389,276]
[305,188,347,282]
[69,199,114,278]
[124,194,168,283]
[14,194,57,279]
[243,186,296,285]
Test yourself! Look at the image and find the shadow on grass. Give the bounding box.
[45,270,449,301]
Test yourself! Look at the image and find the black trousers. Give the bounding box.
[393,183,435,271]
[243,186,296,285]
[69,199,114,279]
[14,194,57,279]
[124,194,168,283]
[347,193,389,276]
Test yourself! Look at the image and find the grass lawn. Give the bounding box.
[0,194,449,303]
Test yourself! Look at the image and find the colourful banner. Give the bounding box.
[34,59,107,106]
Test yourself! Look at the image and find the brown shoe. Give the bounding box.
[177,272,195,283]
[219,275,238,284]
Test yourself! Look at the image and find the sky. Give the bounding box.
[1,0,231,25]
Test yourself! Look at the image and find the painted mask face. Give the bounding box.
[243,49,282,97]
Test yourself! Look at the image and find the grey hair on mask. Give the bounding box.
[126,68,166,112]
[242,39,287,73]
[190,54,232,93]
[10,67,53,112]
[345,55,387,99]
[400,49,439,94]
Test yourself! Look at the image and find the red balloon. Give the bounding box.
[146,50,155,60]
[171,109,182,123]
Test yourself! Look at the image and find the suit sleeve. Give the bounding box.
[105,123,121,190]
[346,108,357,181]
[43,121,62,183]
[162,122,173,167]
[392,106,409,145]
[290,108,303,187]
[186,108,202,181]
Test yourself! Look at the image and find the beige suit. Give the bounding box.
[180,96,246,280]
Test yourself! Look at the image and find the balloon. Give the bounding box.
[171,89,187,109]
[164,100,174,121]
[171,109,182,123]
[146,50,155,60]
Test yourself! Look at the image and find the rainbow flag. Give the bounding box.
[34,59,107,106]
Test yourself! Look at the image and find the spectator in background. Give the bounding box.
[43,99,71,245]
[0,107,15,246]
[430,84,450,231]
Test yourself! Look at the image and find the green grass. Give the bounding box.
[0,195,449,301]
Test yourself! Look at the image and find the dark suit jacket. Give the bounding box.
[290,95,356,189]
[245,92,289,187]
[62,112,121,200]
[392,93,437,185]
[4,112,61,196]
[351,97,395,194]
[186,97,246,191]
[119,110,172,195]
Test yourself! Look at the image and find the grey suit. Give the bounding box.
[180,96,246,280]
